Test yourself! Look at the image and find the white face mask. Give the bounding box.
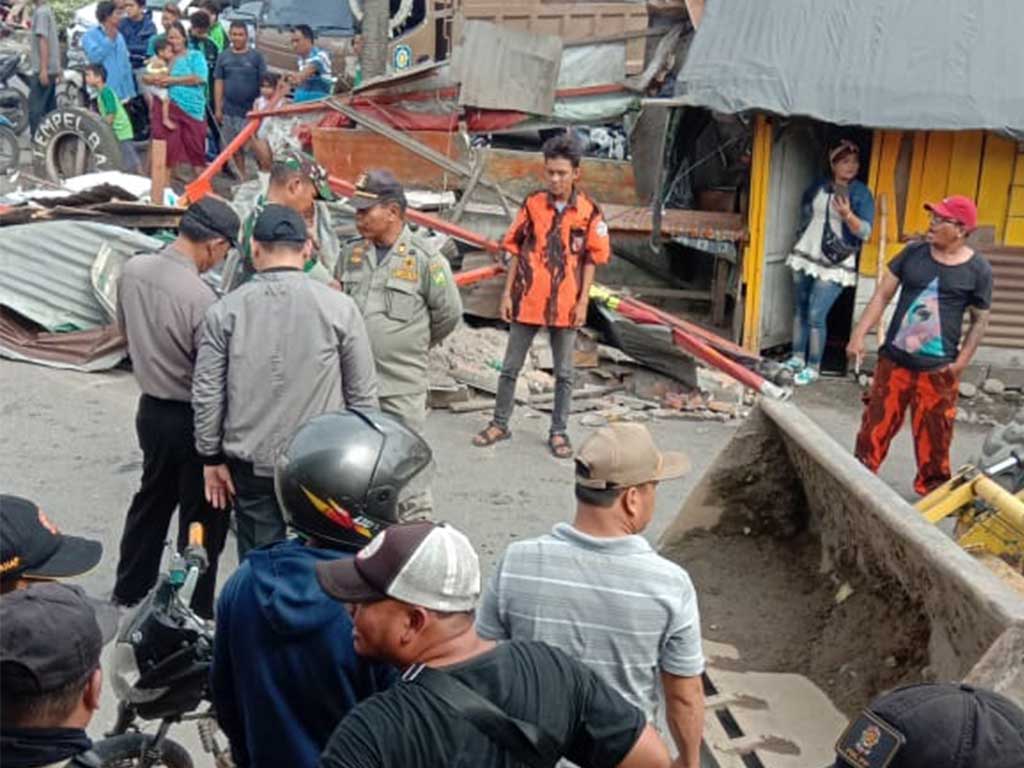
[86,85,98,97]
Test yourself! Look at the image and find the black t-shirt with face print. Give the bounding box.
[882,242,993,371]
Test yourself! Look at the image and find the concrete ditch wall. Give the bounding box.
[660,399,1024,704]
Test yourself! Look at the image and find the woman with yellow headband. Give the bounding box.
[785,138,875,385]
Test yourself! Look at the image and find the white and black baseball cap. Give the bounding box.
[315,521,480,612]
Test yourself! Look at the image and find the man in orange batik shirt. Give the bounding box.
[473,133,611,458]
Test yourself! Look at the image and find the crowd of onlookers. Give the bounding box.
[26,0,335,181]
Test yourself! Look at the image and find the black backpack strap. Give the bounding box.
[407,664,561,768]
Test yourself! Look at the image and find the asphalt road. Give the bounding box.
[0,359,992,761]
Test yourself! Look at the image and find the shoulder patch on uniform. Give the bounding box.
[596,221,609,238]
[429,260,448,286]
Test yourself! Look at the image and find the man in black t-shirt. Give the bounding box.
[314,521,672,768]
[848,195,992,495]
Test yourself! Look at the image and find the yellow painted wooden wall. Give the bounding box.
[860,130,1022,276]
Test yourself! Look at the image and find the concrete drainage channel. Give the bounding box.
[660,399,1024,768]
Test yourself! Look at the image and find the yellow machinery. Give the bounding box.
[917,455,1024,573]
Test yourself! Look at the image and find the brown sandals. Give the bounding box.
[473,424,511,447]
[548,433,573,459]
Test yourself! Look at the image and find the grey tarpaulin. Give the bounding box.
[677,0,1024,133]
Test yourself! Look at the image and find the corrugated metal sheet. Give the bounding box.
[984,248,1024,349]
[0,221,161,332]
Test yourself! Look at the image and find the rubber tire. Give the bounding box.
[31,107,124,183]
[976,407,1024,492]
[56,79,88,111]
[0,87,28,135]
[0,124,19,173]
[91,733,194,768]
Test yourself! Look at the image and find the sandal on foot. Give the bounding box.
[473,424,510,447]
[548,433,573,459]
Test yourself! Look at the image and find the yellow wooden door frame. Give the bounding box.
[742,114,772,351]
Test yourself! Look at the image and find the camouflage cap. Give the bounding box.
[280,150,335,201]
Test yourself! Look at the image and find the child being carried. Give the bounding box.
[145,36,177,131]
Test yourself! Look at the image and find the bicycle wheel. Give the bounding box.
[91,733,194,768]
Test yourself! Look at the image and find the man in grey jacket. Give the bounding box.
[193,204,378,559]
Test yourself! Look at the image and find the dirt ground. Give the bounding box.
[666,529,931,717]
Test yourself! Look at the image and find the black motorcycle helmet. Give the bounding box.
[275,409,432,550]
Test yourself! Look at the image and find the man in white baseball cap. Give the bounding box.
[316,520,673,768]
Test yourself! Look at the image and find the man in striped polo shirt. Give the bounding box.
[477,423,705,767]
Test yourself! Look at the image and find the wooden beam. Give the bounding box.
[150,140,167,206]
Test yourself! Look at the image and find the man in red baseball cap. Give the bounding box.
[848,194,992,495]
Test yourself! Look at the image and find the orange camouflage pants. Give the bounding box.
[854,356,960,496]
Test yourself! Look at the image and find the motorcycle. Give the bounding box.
[0,52,29,134]
[96,524,234,768]
[0,112,18,172]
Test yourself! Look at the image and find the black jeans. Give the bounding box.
[228,460,286,561]
[28,76,56,136]
[493,323,576,436]
[113,395,229,618]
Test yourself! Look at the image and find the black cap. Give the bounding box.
[350,170,406,211]
[0,583,116,695]
[252,203,308,244]
[183,196,241,247]
[1,495,102,582]
[834,683,1024,768]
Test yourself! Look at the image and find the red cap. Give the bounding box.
[924,195,978,232]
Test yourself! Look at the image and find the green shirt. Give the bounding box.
[209,24,227,52]
[97,85,133,141]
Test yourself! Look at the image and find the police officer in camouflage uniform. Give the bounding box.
[336,171,462,519]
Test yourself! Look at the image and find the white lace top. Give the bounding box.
[786,189,859,287]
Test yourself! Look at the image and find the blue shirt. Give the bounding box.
[168,50,208,120]
[81,26,137,100]
[293,46,332,102]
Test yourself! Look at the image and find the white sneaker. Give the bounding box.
[794,367,820,386]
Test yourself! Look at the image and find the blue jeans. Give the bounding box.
[791,271,845,369]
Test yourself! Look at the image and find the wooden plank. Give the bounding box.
[861,130,902,276]
[601,204,745,241]
[742,114,771,351]
[478,147,640,206]
[1013,152,1024,186]
[1003,217,1024,246]
[311,128,467,190]
[1008,186,1024,218]
[902,131,930,236]
[977,132,1017,242]
[913,131,956,234]
[150,139,167,206]
[947,131,985,198]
